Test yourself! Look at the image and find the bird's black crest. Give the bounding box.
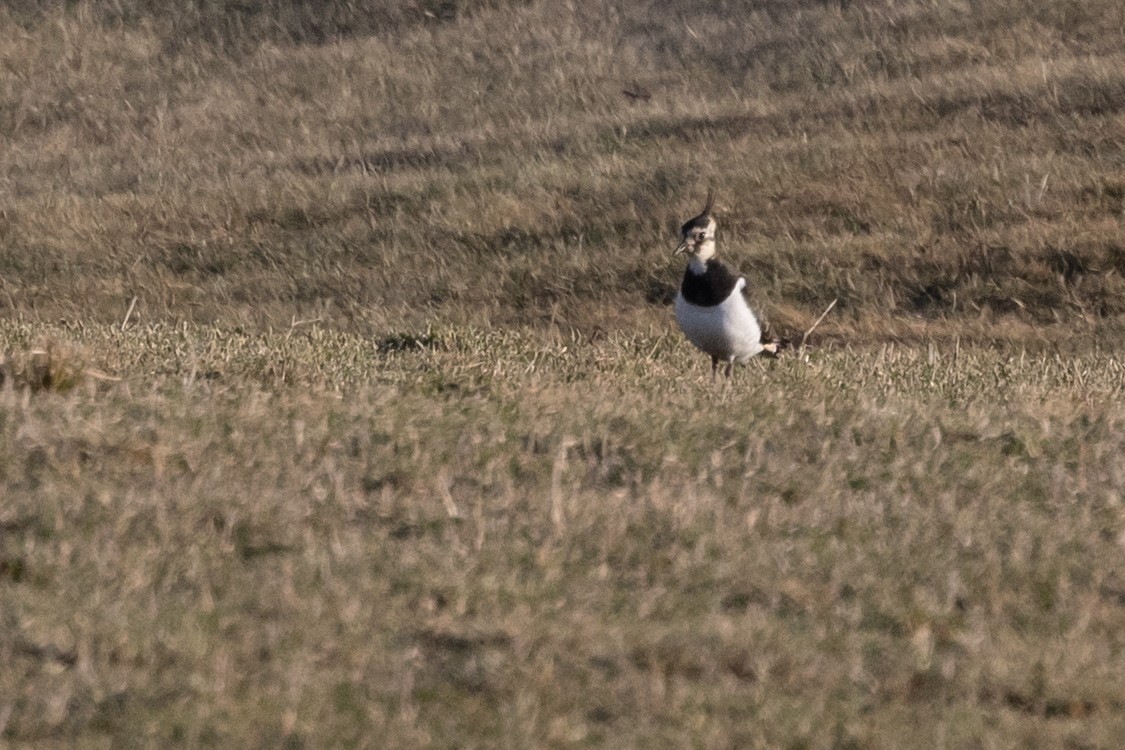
[680,189,716,235]
[680,214,712,235]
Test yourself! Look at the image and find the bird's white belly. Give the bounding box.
[675,286,763,362]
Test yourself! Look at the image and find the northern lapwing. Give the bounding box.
[673,191,779,379]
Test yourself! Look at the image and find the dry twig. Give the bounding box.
[798,298,838,352]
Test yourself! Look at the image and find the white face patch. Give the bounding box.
[680,217,717,257]
[690,218,717,261]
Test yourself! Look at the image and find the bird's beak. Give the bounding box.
[673,239,689,256]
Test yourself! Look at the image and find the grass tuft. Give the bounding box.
[5,0,1125,745]
[0,339,91,393]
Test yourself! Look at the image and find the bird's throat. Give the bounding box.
[694,241,716,264]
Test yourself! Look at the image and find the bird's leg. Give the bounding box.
[725,358,734,378]
[711,355,719,383]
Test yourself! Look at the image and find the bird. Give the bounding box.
[673,190,779,379]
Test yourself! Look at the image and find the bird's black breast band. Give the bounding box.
[680,259,741,307]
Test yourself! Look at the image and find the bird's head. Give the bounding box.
[674,190,717,261]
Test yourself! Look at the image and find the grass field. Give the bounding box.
[3,0,1125,747]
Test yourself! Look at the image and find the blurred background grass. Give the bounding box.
[4,1,1125,747]
[2,0,1123,342]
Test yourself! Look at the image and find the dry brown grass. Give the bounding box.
[2,321,1125,747]
[0,339,89,393]
[4,1,1125,747]
[1,0,1124,341]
